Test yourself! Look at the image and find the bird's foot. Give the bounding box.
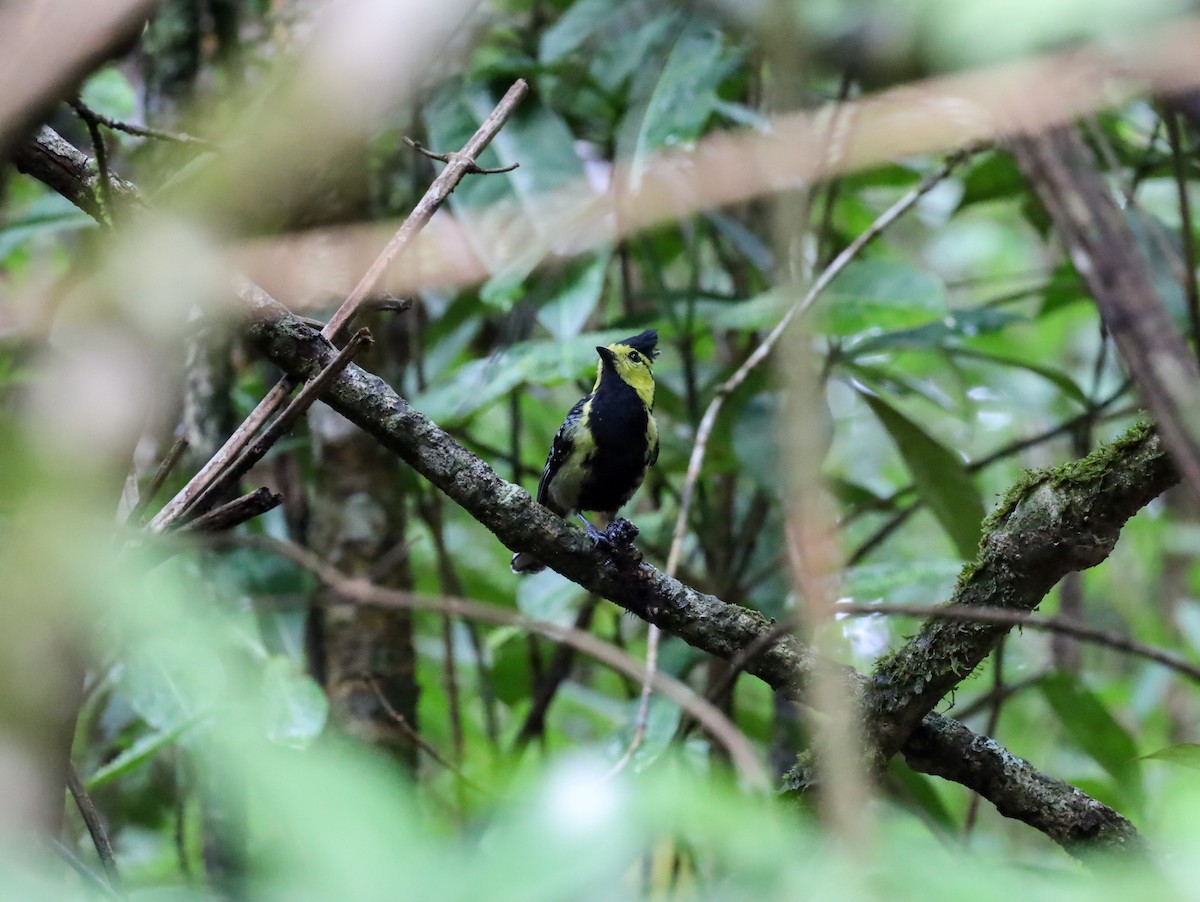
[604,517,639,553]
[577,515,642,567]
[577,514,610,546]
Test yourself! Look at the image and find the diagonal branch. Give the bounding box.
[244,296,1150,858]
[861,423,1178,760]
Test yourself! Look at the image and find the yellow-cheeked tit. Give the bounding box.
[511,329,660,574]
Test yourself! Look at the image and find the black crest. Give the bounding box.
[619,329,659,360]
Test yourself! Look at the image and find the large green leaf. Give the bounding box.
[1040,673,1142,801]
[86,718,198,789]
[858,390,984,559]
[626,16,738,172]
[536,253,610,341]
[1140,743,1200,770]
[0,193,94,262]
[817,260,950,338]
[262,655,329,749]
[945,347,1089,406]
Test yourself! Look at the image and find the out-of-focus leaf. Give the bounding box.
[517,571,591,628]
[1125,206,1188,326]
[1041,673,1142,797]
[958,152,1025,208]
[1140,743,1200,770]
[705,210,774,275]
[847,306,1024,355]
[844,560,963,605]
[610,696,680,772]
[0,193,94,261]
[541,0,676,96]
[732,393,780,492]
[816,260,949,338]
[86,718,198,789]
[830,478,892,509]
[628,18,738,167]
[80,66,137,121]
[120,638,225,732]
[537,253,610,340]
[707,289,789,332]
[858,390,984,559]
[414,328,636,425]
[262,655,329,749]
[946,347,1088,405]
[423,87,585,307]
[887,757,957,832]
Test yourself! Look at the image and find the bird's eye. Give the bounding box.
[629,351,642,364]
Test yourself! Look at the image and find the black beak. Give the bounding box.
[595,346,617,365]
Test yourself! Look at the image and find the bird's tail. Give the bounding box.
[511,551,546,574]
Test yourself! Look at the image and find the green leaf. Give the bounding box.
[0,193,94,262]
[817,260,949,338]
[86,718,198,790]
[844,305,1025,355]
[887,757,957,832]
[80,66,137,122]
[536,253,610,341]
[946,347,1088,406]
[958,152,1025,208]
[413,328,634,425]
[1040,673,1142,795]
[858,390,984,559]
[1140,743,1200,770]
[262,655,329,749]
[120,638,225,732]
[516,571,590,627]
[628,17,738,168]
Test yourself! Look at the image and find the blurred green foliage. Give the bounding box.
[4,0,1200,898]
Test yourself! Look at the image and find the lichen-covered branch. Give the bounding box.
[903,713,1144,855]
[864,424,1177,759]
[242,292,828,699]
[244,296,1148,858]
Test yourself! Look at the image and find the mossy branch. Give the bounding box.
[864,422,1177,759]
[244,294,1147,858]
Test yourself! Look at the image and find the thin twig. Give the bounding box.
[179,487,282,533]
[49,838,122,902]
[149,79,528,533]
[404,136,519,174]
[194,533,769,789]
[125,434,189,525]
[1164,109,1200,366]
[67,97,112,226]
[70,96,221,150]
[182,328,372,521]
[357,675,489,795]
[67,762,119,882]
[670,149,974,583]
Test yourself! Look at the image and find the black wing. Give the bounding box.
[535,395,589,516]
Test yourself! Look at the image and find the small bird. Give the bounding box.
[511,329,661,574]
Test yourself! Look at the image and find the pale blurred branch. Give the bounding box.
[149,79,528,534]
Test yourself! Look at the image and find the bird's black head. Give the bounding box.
[619,329,659,360]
